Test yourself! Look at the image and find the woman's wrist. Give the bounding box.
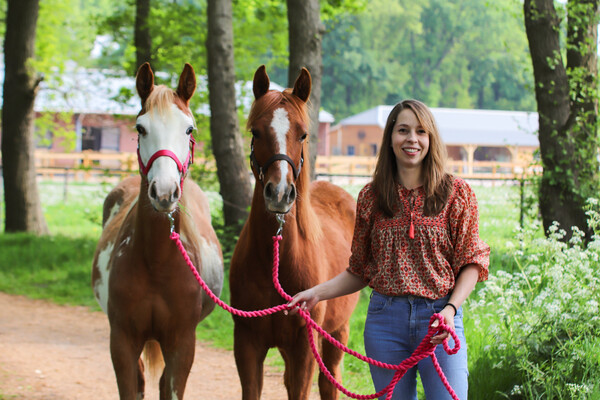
[444,302,457,316]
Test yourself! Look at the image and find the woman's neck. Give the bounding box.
[397,166,424,190]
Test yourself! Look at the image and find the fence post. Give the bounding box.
[519,176,525,229]
[63,168,69,203]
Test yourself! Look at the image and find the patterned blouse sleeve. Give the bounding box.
[347,184,375,284]
[448,179,490,282]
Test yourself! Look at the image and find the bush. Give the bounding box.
[469,200,600,399]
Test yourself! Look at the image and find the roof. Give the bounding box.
[335,105,539,147]
[0,62,334,123]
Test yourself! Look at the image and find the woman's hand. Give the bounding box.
[285,289,320,315]
[284,271,366,316]
[430,306,456,345]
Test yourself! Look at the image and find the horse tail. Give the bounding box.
[143,340,164,380]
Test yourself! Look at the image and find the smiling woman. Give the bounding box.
[290,99,490,400]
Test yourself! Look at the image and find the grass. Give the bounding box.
[0,178,528,399]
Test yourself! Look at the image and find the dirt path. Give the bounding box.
[0,292,321,399]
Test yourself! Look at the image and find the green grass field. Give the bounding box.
[0,179,559,399]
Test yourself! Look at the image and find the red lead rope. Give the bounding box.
[169,231,460,400]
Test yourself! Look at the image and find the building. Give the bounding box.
[0,62,334,158]
[328,105,539,174]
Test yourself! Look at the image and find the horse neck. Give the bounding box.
[133,178,179,262]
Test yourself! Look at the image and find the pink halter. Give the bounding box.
[137,134,196,188]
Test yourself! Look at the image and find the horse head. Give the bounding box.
[135,62,197,212]
[248,65,311,214]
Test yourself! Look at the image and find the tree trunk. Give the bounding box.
[524,0,599,242]
[134,0,152,71]
[1,0,48,234]
[287,0,324,180]
[206,0,252,230]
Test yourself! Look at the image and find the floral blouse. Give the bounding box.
[347,177,490,299]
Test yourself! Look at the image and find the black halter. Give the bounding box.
[249,137,304,184]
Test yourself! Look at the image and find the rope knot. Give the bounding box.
[429,313,461,355]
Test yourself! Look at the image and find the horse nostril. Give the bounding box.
[264,182,273,200]
[288,184,296,203]
[150,181,158,200]
[173,185,181,201]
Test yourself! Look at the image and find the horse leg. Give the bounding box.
[233,324,268,400]
[110,327,145,400]
[158,330,196,400]
[318,325,349,400]
[281,335,316,400]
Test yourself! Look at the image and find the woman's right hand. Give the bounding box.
[285,289,320,315]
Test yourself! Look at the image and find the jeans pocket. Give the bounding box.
[367,292,388,315]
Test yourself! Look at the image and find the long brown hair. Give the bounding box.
[372,99,453,217]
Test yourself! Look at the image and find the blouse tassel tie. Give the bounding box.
[408,191,416,239]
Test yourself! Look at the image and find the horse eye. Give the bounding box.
[300,133,308,142]
[136,124,146,136]
[186,126,194,135]
[250,129,260,138]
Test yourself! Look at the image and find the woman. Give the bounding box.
[288,99,489,399]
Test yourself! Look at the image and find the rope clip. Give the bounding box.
[275,213,285,236]
[167,210,176,235]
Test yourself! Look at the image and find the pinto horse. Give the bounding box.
[229,65,359,399]
[91,63,224,400]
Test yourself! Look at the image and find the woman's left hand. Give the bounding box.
[430,306,455,345]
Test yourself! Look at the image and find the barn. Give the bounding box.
[327,105,539,177]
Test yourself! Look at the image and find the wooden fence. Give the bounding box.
[314,155,540,181]
[0,151,540,182]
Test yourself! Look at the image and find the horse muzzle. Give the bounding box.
[148,178,181,212]
[263,181,296,214]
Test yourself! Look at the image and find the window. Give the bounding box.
[82,126,121,151]
[357,130,366,140]
[101,127,120,151]
[347,145,355,156]
[82,127,102,151]
[35,130,53,149]
[370,144,378,156]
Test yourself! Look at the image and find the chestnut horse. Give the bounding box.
[91,63,224,400]
[229,65,359,399]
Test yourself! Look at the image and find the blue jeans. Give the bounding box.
[364,291,468,400]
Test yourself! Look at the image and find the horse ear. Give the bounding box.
[253,65,270,100]
[177,63,196,103]
[292,67,311,103]
[136,62,154,104]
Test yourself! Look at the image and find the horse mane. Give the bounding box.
[247,90,322,245]
[246,89,308,131]
[141,85,176,117]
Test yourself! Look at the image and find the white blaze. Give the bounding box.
[270,108,290,201]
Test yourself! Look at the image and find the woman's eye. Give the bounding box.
[418,130,427,135]
[186,126,194,135]
[136,125,146,136]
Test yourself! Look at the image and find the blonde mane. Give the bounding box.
[143,85,176,117]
